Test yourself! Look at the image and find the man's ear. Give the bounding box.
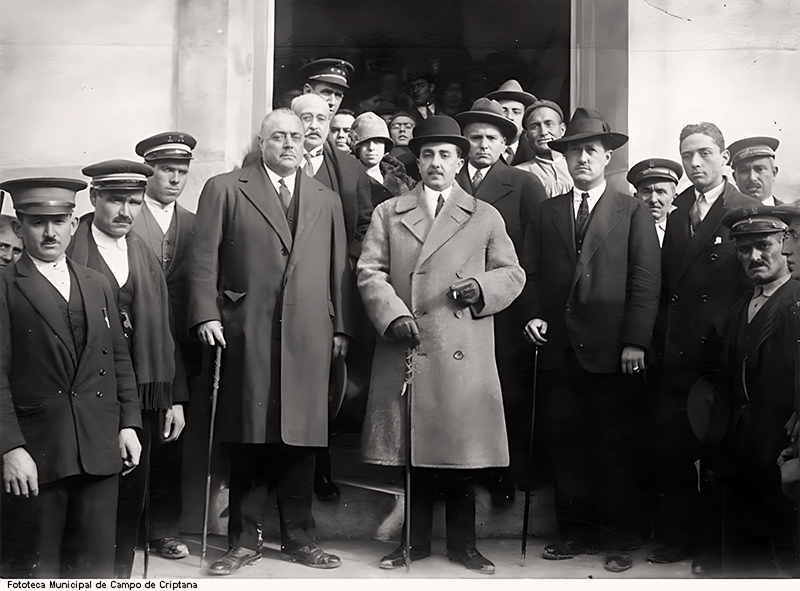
[69,215,80,236]
[89,189,97,207]
[721,149,730,166]
[429,83,435,93]
[302,83,313,95]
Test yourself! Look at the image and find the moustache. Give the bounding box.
[748,262,768,270]
[113,216,133,225]
[41,238,58,246]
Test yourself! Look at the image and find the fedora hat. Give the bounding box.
[549,108,628,153]
[408,115,470,158]
[351,112,394,151]
[485,79,537,107]
[454,98,518,144]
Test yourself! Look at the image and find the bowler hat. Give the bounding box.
[486,79,537,107]
[454,98,518,144]
[0,177,86,215]
[408,115,470,158]
[549,108,628,154]
[299,58,354,89]
[723,205,788,238]
[351,112,394,151]
[627,158,683,187]
[727,136,780,167]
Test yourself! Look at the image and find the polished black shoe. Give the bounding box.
[314,477,341,502]
[604,552,633,573]
[542,539,599,560]
[379,545,431,569]
[207,547,261,576]
[446,547,495,575]
[646,544,688,564]
[150,537,189,559]
[281,543,341,569]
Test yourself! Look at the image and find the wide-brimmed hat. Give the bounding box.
[485,79,537,107]
[454,98,518,144]
[408,115,470,158]
[549,108,628,153]
[351,112,394,151]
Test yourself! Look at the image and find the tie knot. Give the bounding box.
[434,194,445,217]
[279,178,287,187]
[581,192,590,201]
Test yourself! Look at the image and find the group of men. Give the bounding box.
[0,56,798,579]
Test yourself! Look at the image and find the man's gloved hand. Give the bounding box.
[385,316,420,348]
[449,278,482,306]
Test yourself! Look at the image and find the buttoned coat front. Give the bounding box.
[356,183,525,468]
[186,161,351,446]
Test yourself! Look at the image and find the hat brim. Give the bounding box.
[355,136,395,152]
[408,135,471,158]
[16,204,76,216]
[485,90,536,107]
[454,112,518,144]
[549,131,628,153]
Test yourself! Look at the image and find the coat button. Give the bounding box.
[281,248,289,256]
[453,350,463,360]
[700,337,707,344]
[102,348,108,354]
[71,391,77,397]
[701,294,708,302]
[710,253,718,261]
[456,270,464,278]
[671,295,679,303]
[99,369,106,376]
[413,310,423,319]
[455,310,463,318]
[96,391,103,397]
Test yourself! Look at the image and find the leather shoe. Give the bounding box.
[150,537,189,559]
[646,544,687,564]
[379,545,431,568]
[446,547,495,575]
[314,477,341,502]
[604,552,633,573]
[542,539,599,560]
[207,547,261,576]
[281,543,341,569]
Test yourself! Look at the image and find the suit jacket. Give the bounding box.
[0,256,140,485]
[522,187,661,372]
[654,179,760,384]
[357,183,525,468]
[186,161,352,446]
[315,140,374,258]
[456,159,547,355]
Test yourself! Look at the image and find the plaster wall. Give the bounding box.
[628,0,800,200]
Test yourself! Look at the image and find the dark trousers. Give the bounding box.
[226,442,315,551]
[1,473,118,578]
[115,409,185,575]
[496,343,536,488]
[540,350,643,551]
[405,467,477,553]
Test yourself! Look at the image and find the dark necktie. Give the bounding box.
[576,192,590,241]
[471,169,483,190]
[434,194,445,217]
[278,178,293,213]
[504,146,515,163]
[689,193,704,237]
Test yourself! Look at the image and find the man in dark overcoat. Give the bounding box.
[649,122,760,570]
[453,98,547,505]
[522,108,661,572]
[0,178,141,578]
[186,108,351,574]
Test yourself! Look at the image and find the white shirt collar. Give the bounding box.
[28,251,67,270]
[144,195,175,213]
[91,223,127,252]
[762,195,777,206]
[507,140,519,153]
[91,223,129,286]
[757,272,791,298]
[28,252,70,300]
[573,180,607,219]
[144,196,175,234]
[467,162,492,180]
[263,163,298,196]
[695,177,726,204]
[421,183,453,218]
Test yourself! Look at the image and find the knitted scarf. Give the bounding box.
[68,214,175,410]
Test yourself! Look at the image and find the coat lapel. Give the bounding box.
[14,255,78,364]
[237,163,293,251]
[475,161,514,205]
[283,174,326,283]
[68,260,104,373]
[398,185,430,244]
[415,185,475,271]
[548,192,577,264]
[577,189,625,269]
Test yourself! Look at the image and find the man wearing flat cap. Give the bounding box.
[522,107,661,572]
[132,132,198,560]
[703,206,800,573]
[454,98,547,506]
[66,159,179,578]
[515,99,573,198]
[627,158,683,247]
[357,115,525,574]
[0,178,140,578]
[300,57,354,116]
[186,108,350,574]
[486,79,537,166]
[649,122,759,571]
[729,136,783,206]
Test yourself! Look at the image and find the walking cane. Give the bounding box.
[520,345,539,566]
[401,348,414,571]
[200,345,223,571]
[143,441,151,578]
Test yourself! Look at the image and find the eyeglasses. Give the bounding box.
[391,122,415,130]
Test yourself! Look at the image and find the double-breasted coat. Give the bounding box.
[0,256,140,485]
[186,161,351,446]
[356,183,525,469]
